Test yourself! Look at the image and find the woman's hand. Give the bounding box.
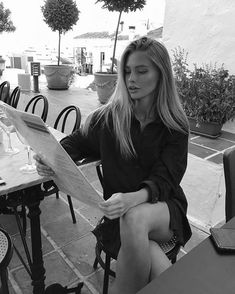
[98,188,149,219]
[33,153,55,177]
[99,192,131,219]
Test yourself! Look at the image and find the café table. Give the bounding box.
[0,129,65,294]
[137,216,235,294]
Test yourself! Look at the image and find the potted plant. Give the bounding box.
[41,0,79,90]
[94,0,146,104]
[172,47,235,138]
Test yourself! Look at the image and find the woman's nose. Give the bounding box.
[128,71,136,81]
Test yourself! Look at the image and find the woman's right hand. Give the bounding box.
[33,153,55,177]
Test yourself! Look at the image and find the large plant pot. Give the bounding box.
[188,117,222,138]
[94,72,117,104]
[44,65,73,90]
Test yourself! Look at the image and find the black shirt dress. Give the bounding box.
[60,111,192,255]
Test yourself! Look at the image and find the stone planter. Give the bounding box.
[94,72,117,104]
[188,117,222,138]
[44,65,73,90]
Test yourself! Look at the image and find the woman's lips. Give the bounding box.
[128,86,139,93]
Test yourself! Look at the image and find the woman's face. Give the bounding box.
[124,51,160,102]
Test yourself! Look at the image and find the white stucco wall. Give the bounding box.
[163,0,235,74]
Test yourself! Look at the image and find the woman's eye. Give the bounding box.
[138,70,147,74]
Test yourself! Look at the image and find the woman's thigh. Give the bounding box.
[123,201,173,243]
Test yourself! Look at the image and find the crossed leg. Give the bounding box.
[109,201,173,294]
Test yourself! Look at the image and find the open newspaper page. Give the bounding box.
[1,103,104,209]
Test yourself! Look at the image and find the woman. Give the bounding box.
[35,37,192,294]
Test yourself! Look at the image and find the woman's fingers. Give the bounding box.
[99,194,126,219]
[34,153,55,176]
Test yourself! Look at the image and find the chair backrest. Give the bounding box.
[0,228,13,269]
[24,95,49,122]
[8,86,21,108]
[0,81,10,103]
[54,105,81,134]
[223,147,235,222]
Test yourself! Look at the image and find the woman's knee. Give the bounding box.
[120,206,147,238]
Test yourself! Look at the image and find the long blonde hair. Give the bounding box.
[84,37,189,158]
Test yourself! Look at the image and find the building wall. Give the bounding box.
[73,38,129,73]
[163,0,235,74]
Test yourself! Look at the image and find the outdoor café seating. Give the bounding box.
[223,146,235,221]
[92,164,181,294]
[42,105,82,224]
[8,86,21,108]
[24,94,49,122]
[0,227,13,294]
[0,81,10,103]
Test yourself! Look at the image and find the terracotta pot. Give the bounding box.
[188,117,222,138]
[94,72,117,104]
[44,65,73,90]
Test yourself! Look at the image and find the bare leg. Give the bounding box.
[149,240,171,281]
[109,202,173,294]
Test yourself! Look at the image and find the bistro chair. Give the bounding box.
[42,105,82,224]
[24,94,49,122]
[8,86,21,108]
[92,164,181,294]
[0,227,13,294]
[223,146,235,221]
[0,81,10,103]
[11,95,49,234]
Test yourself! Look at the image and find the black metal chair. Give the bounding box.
[10,95,49,234]
[24,95,49,122]
[223,146,235,221]
[92,163,181,294]
[8,86,21,108]
[42,105,81,224]
[0,228,13,294]
[0,81,10,103]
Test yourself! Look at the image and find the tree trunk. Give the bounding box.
[111,10,122,74]
[58,30,61,66]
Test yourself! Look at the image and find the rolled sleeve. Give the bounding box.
[139,180,159,203]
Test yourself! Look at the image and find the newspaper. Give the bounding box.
[0,102,104,208]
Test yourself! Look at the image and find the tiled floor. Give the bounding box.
[1,72,235,293]
[189,131,235,164]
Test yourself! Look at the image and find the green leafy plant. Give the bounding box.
[95,0,146,73]
[41,0,79,66]
[0,1,16,33]
[172,47,235,125]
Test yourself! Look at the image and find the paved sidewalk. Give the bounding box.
[1,70,235,293]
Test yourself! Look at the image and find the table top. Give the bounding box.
[0,128,65,196]
[137,217,235,294]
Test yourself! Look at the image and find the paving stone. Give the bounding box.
[43,213,92,248]
[220,130,235,142]
[191,136,235,151]
[207,153,223,165]
[62,233,97,276]
[184,225,209,253]
[40,197,76,226]
[188,142,216,158]
[0,214,23,235]
[9,231,53,270]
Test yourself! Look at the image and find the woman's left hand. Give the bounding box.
[99,192,130,219]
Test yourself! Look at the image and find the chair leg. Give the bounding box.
[0,269,10,294]
[93,256,99,269]
[56,191,59,199]
[67,195,76,224]
[21,205,27,236]
[103,254,111,294]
